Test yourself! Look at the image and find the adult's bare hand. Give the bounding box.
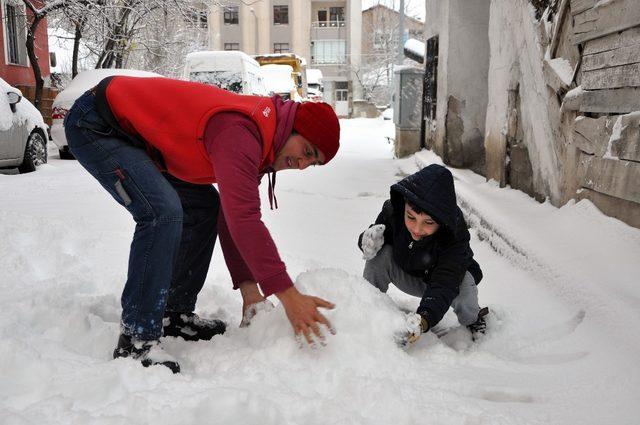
[276,286,335,346]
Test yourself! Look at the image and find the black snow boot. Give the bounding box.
[163,312,226,341]
[113,334,180,373]
[467,307,489,341]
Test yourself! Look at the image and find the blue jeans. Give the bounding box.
[65,91,219,340]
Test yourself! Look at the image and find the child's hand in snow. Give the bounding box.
[395,313,429,347]
[240,299,274,327]
[361,224,386,260]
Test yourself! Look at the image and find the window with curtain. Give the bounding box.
[5,3,28,65]
[273,43,289,53]
[273,5,288,25]
[224,6,239,25]
[311,40,346,64]
[329,7,345,26]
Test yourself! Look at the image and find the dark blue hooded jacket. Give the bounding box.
[359,164,483,328]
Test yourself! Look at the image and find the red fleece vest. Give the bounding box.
[104,76,277,184]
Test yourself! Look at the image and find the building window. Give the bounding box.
[373,31,386,49]
[186,9,208,29]
[273,5,288,25]
[273,43,289,53]
[224,43,240,51]
[329,7,345,26]
[224,6,239,25]
[317,9,327,26]
[311,40,346,65]
[4,3,28,65]
[335,82,348,101]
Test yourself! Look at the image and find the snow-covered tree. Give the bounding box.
[357,0,424,105]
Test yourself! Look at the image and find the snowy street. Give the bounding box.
[1,117,639,424]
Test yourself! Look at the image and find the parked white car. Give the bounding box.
[51,68,162,159]
[0,77,49,173]
[306,68,324,102]
[182,50,267,96]
[261,64,301,101]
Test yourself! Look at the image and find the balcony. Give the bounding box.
[312,20,346,28]
[311,20,347,41]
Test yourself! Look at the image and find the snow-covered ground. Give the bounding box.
[1,118,639,424]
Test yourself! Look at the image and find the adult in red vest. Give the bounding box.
[64,76,340,373]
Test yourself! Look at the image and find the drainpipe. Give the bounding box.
[250,8,259,54]
[397,0,405,65]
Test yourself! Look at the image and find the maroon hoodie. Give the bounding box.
[203,96,298,297]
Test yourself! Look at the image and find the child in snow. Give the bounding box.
[358,164,487,342]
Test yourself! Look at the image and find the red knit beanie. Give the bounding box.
[293,102,340,164]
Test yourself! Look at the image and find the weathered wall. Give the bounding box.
[485,0,564,205]
[444,0,490,172]
[557,0,640,227]
[423,0,490,173]
[423,0,640,227]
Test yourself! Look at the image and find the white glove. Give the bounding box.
[395,313,428,347]
[361,224,386,260]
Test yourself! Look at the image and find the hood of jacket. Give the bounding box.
[390,164,459,236]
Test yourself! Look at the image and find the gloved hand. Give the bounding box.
[395,313,429,347]
[361,224,386,260]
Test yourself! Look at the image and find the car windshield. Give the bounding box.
[189,71,243,93]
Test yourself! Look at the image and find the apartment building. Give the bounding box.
[209,0,362,117]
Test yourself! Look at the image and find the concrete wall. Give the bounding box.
[485,0,565,206]
[424,0,489,173]
[270,1,292,51]
[444,0,490,172]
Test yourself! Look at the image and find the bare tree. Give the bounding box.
[21,0,73,109]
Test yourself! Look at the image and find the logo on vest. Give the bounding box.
[262,106,271,118]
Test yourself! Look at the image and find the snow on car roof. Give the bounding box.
[306,69,323,85]
[184,51,260,73]
[261,64,295,93]
[0,77,47,133]
[54,69,162,107]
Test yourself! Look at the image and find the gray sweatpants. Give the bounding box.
[363,245,480,326]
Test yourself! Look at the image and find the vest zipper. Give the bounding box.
[409,241,414,249]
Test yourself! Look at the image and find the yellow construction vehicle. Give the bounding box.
[253,53,307,98]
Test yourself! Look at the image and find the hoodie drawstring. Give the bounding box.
[267,169,278,210]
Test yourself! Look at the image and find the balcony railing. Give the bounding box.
[310,56,347,65]
[312,20,346,28]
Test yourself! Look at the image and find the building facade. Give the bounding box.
[208,0,362,117]
[421,0,640,228]
[0,0,50,86]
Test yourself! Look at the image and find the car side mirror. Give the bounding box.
[7,91,21,113]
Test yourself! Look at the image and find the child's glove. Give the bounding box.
[405,313,429,343]
[361,224,386,260]
[395,313,429,347]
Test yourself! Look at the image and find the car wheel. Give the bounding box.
[18,131,48,173]
[59,146,75,160]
